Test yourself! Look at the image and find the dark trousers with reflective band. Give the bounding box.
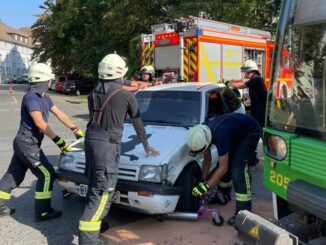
[79,135,120,245]
[0,131,55,213]
[220,127,260,215]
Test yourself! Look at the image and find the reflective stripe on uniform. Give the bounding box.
[79,220,101,231]
[91,192,109,222]
[244,164,251,196]
[0,190,11,200]
[39,165,50,192]
[35,191,52,199]
[235,164,252,202]
[218,181,232,188]
[235,192,252,202]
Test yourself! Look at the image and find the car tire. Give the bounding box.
[76,90,81,96]
[175,163,201,212]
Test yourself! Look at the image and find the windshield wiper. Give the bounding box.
[143,119,189,129]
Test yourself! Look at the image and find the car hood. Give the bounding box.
[120,123,189,166]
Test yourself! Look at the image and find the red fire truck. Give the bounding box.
[140,16,292,102]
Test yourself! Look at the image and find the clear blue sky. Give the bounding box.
[0,0,45,28]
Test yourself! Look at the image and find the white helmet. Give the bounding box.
[140,65,155,77]
[187,125,212,156]
[240,60,259,73]
[27,63,54,83]
[98,53,128,80]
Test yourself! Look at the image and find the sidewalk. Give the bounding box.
[102,199,273,245]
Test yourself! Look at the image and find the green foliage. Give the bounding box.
[32,0,276,79]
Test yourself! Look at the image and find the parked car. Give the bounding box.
[49,79,56,91]
[63,80,93,95]
[55,82,245,214]
[55,76,68,93]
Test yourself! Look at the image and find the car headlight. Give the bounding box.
[265,134,287,161]
[59,154,74,170]
[139,165,168,183]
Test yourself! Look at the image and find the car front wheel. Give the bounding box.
[175,163,201,212]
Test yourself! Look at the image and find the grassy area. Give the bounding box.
[48,90,88,103]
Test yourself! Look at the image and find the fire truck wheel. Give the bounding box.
[175,163,201,212]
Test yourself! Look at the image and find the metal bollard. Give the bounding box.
[235,210,298,245]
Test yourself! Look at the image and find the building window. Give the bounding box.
[14,35,17,40]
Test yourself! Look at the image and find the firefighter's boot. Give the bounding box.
[227,215,236,226]
[0,205,15,217]
[100,220,110,233]
[99,234,111,245]
[35,209,62,222]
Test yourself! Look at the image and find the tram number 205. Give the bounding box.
[269,170,290,190]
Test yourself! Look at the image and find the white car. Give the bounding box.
[56,82,245,214]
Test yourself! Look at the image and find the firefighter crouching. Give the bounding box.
[0,63,84,221]
[79,53,159,245]
[187,113,260,226]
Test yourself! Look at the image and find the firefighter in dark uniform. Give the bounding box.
[187,113,260,226]
[79,53,159,245]
[230,59,267,166]
[229,59,267,130]
[0,63,84,221]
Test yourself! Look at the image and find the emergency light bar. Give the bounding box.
[154,33,179,46]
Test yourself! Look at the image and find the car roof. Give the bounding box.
[142,82,225,92]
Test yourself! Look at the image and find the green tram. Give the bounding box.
[237,0,326,243]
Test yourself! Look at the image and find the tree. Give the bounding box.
[32,0,275,79]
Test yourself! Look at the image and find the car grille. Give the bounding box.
[71,159,138,181]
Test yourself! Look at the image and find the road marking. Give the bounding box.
[0,109,20,112]
[12,95,17,104]
[0,95,18,105]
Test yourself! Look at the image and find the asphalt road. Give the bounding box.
[0,84,272,245]
[0,84,145,245]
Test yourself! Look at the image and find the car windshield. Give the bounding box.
[134,90,200,127]
[267,8,326,139]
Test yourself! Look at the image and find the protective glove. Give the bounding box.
[52,136,72,153]
[71,127,84,139]
[222,79,230,86]
[192,182,209,197]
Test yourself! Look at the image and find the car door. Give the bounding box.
[203,88,230,172]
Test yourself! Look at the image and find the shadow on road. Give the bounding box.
[72,114,89,120]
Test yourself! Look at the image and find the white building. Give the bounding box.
[0,23,33,83]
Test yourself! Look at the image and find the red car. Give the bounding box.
[55,76,67,92]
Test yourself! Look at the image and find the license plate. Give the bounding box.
[79,184,88,197]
